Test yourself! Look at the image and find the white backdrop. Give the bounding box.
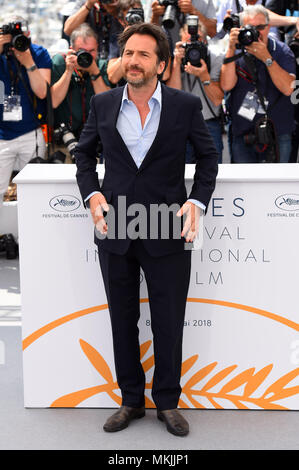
[15,163,299,410]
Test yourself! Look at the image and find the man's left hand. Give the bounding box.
[245,38,270,62]
[12,47,34,69]
[81,59,99,76]
[184,59,210,82]
[176,201,201,243]
[178,0,195,14]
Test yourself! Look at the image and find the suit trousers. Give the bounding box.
[0,128,46,199]
[98,238,192,411]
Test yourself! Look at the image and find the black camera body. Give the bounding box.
[182,41,209,68]
[223,15,260,49]
[238,25,260,47]
[182,16,209,68]
[158,0,178,29]
[126,8,144,25]
[74,49,93,68]
[244,118,278,162]
[223,13,240,33]
[0,21,31,55]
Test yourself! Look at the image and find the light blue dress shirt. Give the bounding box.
[85,81,205,211]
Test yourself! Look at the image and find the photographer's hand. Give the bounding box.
[184,59,210,81]
[166,41,184,89]
[65,49,77,72]
[178,0,195,14]
[174,41,185,65]
[228,27,240,52]
[12,47,34,69]
[0,33,11,55]
[151,0,165,24]
[89,193,110,235]
[245,38,270,62]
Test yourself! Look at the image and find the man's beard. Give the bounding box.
[124,65,158,88]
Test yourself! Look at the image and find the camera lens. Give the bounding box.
[162,4,177,29]
[76,50,93,68]
[238,25,259,46]
[188,48,201,63]
[12,34,31,52]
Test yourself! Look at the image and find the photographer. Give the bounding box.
[0,15,51,203]
[64,0,120,59]
[149,0,217,41]
[51,23,113,159]
[220,4,296,163]
[217,0,299,40]
[167,16,224,161]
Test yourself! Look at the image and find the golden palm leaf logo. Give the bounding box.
[50,339,299,410]
[22,298,299,409]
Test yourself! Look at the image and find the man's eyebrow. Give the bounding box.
[124,48,151,54]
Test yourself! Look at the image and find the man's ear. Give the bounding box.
[158,60,166,76]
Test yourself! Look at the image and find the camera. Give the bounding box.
[74,49,93,68]
[158,0,178,29]
[0,22,31,55]
[53,123,78,162]
[126,8,144,25]
[182,16,209,68]
[244,117,278,162]
[223,13,240,33]
[238,25,260,47]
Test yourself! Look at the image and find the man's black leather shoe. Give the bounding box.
[103,406,145,432]
[157,409,189,436]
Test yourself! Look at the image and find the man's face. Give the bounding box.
[73,36,98,61]
[121,33,165,88]
[242,13,270,43]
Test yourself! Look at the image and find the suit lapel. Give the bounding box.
[109,87,139,171]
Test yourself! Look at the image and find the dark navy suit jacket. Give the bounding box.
[75,83,218,257]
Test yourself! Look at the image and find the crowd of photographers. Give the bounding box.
[0,0,299,257]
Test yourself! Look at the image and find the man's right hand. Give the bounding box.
[65,49,78,72]
[85,0,100,10]
[0,34,12,55]
[174,41,185,64]
[228,27,240,51]
[89,193,110,235]
[151,0,165,18]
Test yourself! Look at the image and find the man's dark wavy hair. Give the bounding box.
[118,22,170,70]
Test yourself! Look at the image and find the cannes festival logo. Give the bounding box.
[49,195,81,212]
[22,299,299,410]
[275,194,299,212]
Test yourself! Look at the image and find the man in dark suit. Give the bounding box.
[75,22,218,436]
